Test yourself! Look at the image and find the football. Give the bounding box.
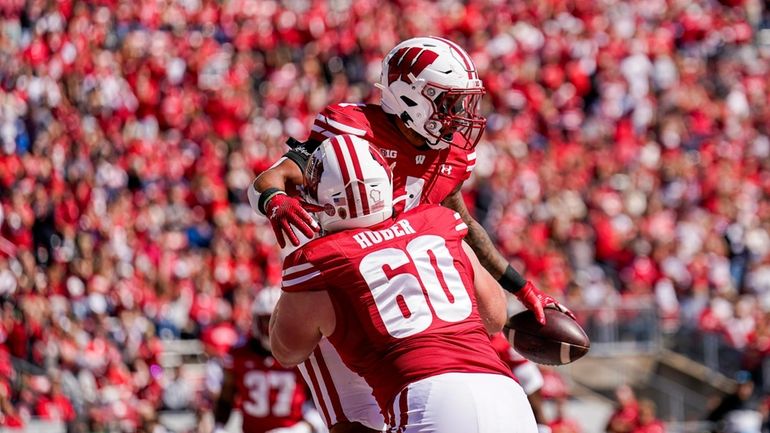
[504,307,590,366]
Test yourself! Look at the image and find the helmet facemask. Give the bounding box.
[378,36,488,151]
[422,84,486,150]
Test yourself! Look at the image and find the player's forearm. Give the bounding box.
[253,158,302,193]
[442,189,528,293]
[214,372,236,426]
[213,401,230,427]
[213,392,233,426]
[249,159,304,215]
[441,189,509,279]
[465,220,530,294]
[464,219,509,279]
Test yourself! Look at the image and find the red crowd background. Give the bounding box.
[1,0,769,431]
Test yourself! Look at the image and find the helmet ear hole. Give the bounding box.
[400,96,418,107]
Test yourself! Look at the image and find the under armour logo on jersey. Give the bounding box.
[440,164,453,175]
[415,155,426,165]
[381,149,398,159]
[388,47,440,85]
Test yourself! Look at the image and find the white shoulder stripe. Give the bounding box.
[453,212,462,221]
[455,222,468,231]
[466,164,476,172]
[316,115,367,136]
[310,124,337,138]
[283,262,314,277]
[467,151,477,161]
[283,270,322,287]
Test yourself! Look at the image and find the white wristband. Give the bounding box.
[247,181,262,215]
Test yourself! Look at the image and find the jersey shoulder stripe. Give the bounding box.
[309,104,373,143]
[283,270,322,287]
[282,248,324,292]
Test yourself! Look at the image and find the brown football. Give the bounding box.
[504,308,590,365]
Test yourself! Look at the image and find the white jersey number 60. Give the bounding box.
[359,235,472,338]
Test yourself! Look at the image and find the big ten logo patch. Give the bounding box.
[381,149,398,159]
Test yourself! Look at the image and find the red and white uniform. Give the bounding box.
[490,332,544,395]
[224,344,307,433]
[282,205,533,432]
[294,103,477,213]
[282,103,477,429]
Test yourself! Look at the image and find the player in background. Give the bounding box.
[269,135,538,433]
[490,332,550,433]
[248,36,568,432]
[213,287,323,433]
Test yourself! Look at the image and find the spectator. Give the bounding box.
[631,400,665,433]
[161,367,193,412]
[548,397,582,433]
[0,0,768,429]
[0,391,24,430]
[607,385,639,433]
[35,377,76,424]
[707,371,762,433]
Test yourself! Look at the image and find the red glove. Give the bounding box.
[514,281,575,325]
[264,192,321,248]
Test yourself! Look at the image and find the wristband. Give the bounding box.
[257,188,286,215]
[247,183,261,215]
[497,264,527,294]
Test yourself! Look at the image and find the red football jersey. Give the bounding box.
[281,205,511,411]
[286,103,476,212]
[223,343,307,433]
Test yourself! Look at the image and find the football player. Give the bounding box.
[249,36,568,433]
[214,287,321,433]
[490,332,549,433]
[269,135,538,433]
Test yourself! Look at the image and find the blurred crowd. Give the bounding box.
[1,0,770,431]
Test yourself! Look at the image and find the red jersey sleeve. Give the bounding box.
[309,103,371,143]
[417,205,470,238]
[281,247,326,292]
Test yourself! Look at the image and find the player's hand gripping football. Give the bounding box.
[264,192,323,247]
[514,281,575,325]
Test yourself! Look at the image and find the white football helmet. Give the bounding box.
[252,286,281,348]
[302,135,393,232]
[376,36,486,150]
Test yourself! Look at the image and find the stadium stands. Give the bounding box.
[1,0,770,431]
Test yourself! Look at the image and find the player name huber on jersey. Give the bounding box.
[352,220,416,249]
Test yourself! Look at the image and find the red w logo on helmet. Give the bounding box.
[387,47,439,85]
